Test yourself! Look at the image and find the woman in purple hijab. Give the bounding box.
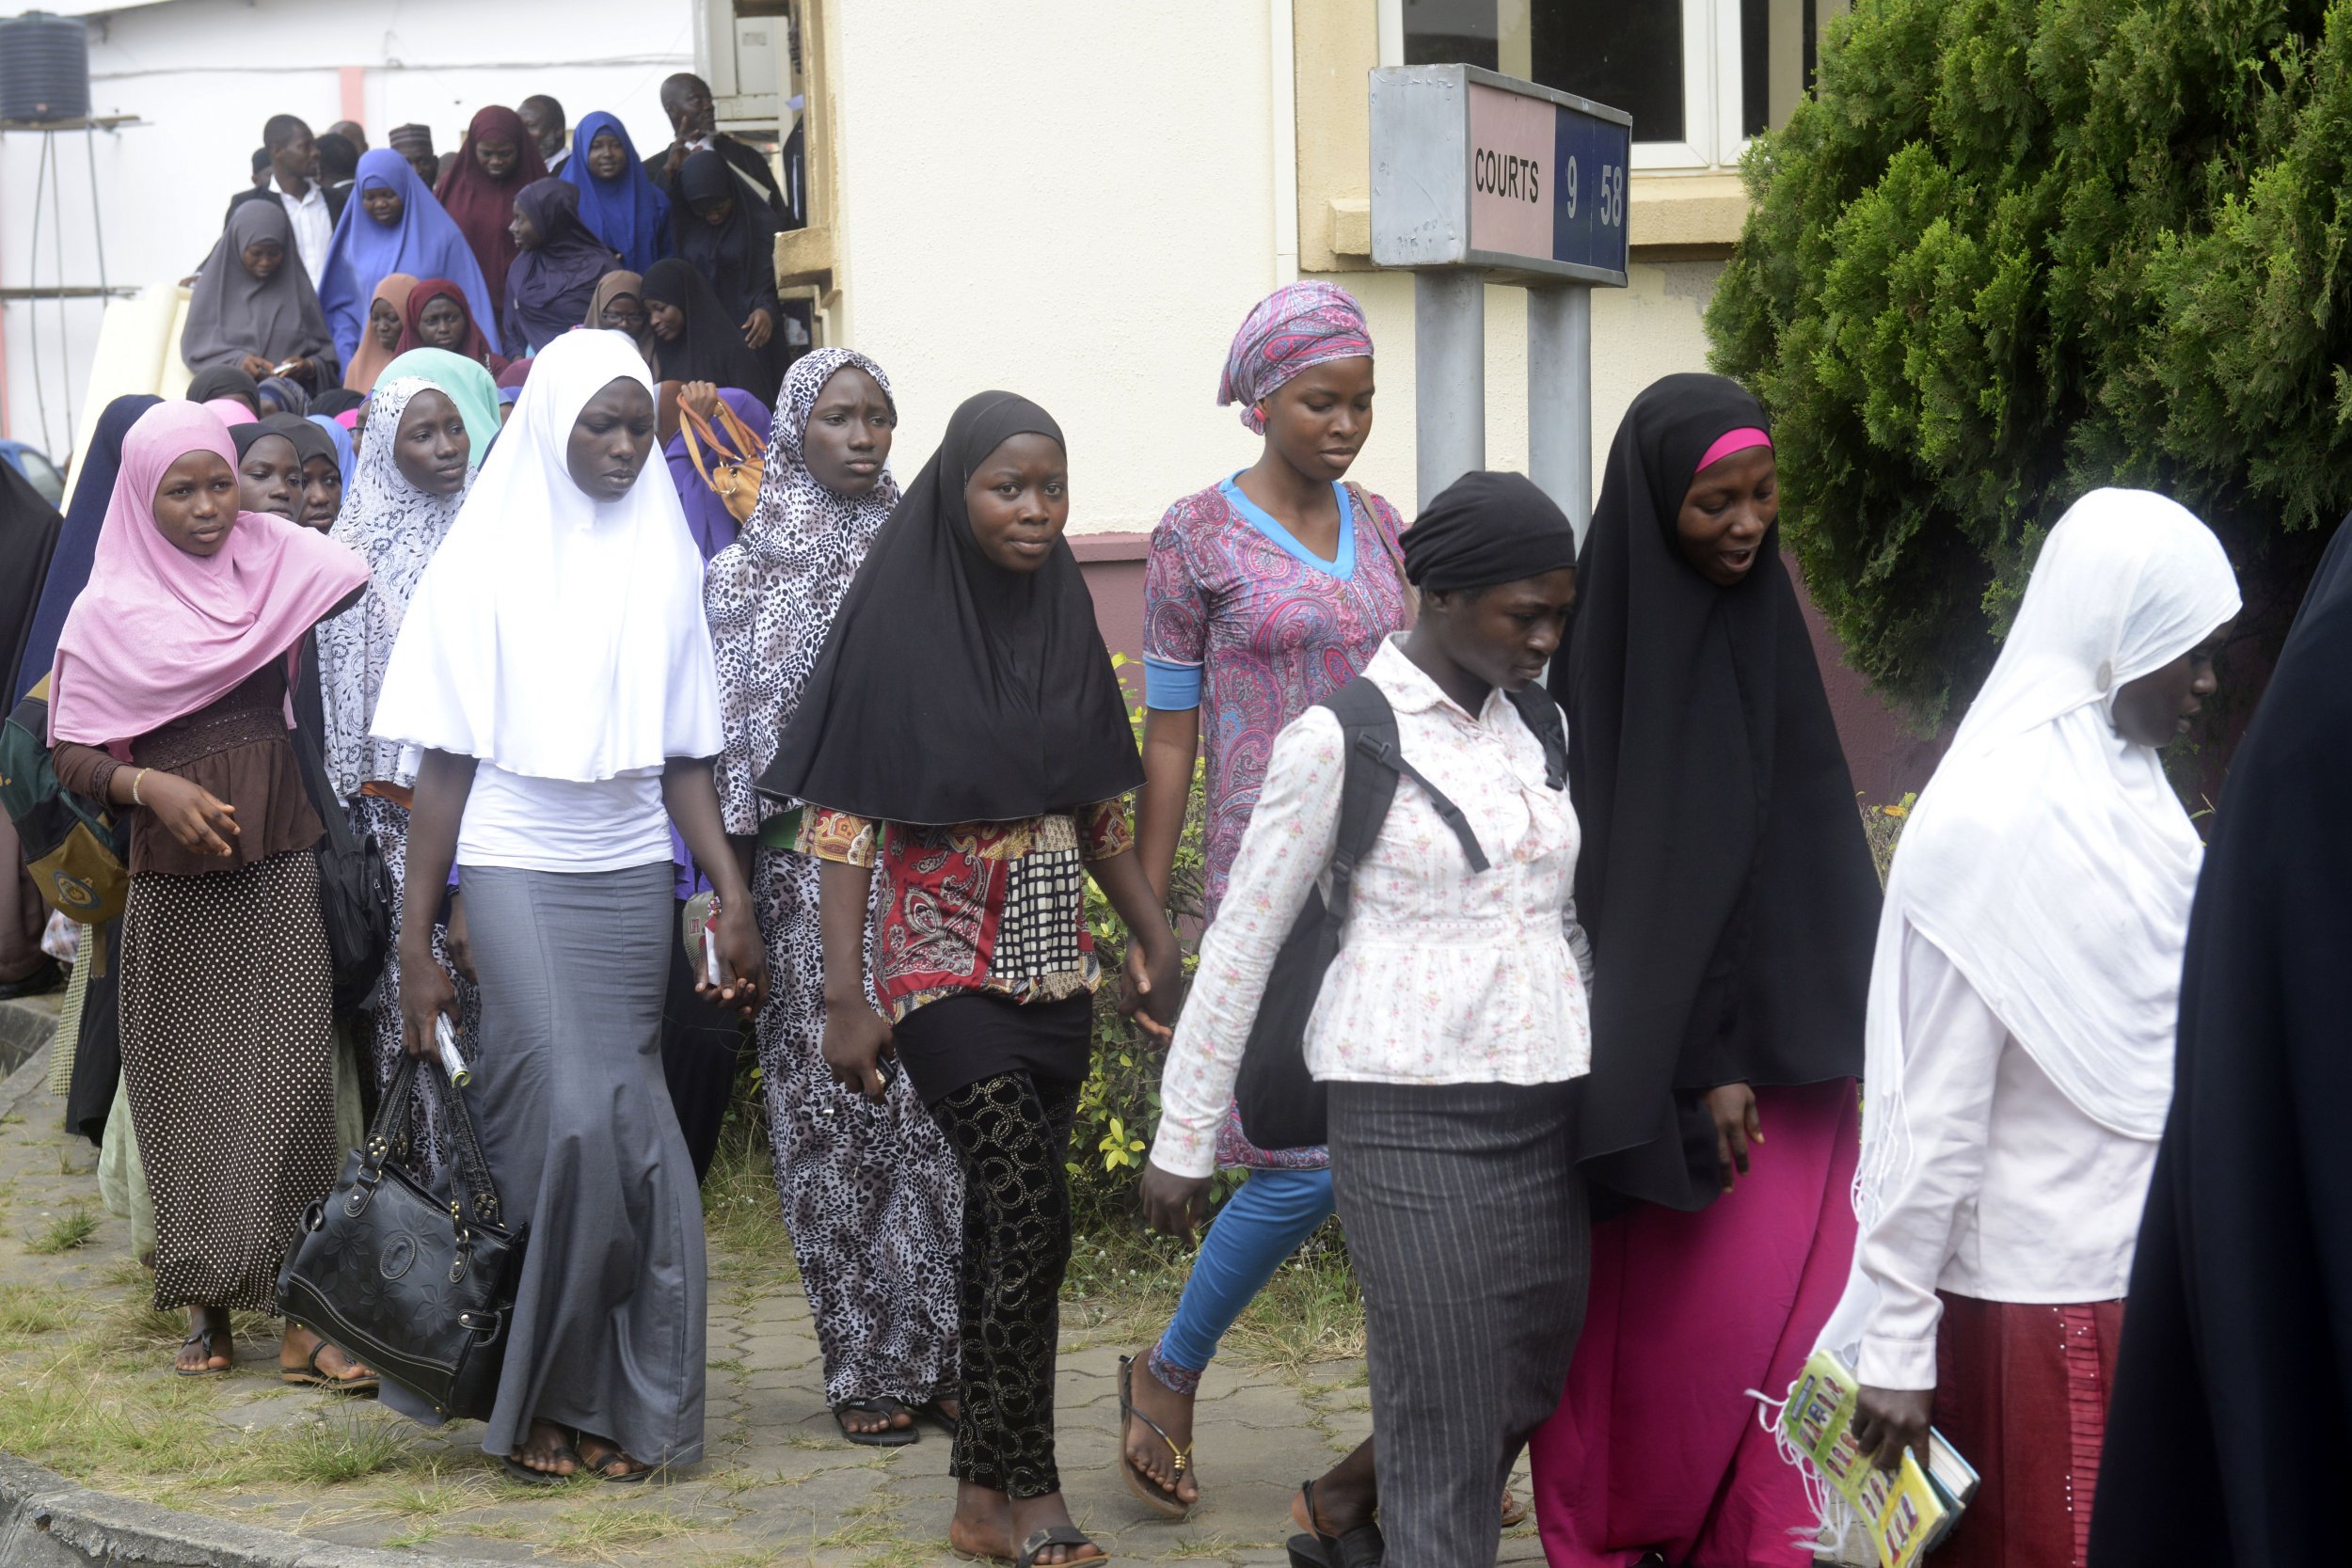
[664,384,768,561]
[503,179,619,354]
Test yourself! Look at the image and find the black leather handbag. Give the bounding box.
[290,681,394,1015]
[278,1055,526,1421]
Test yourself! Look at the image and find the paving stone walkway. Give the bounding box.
[0,1005,1541,1566]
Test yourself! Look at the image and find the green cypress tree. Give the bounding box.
[1710,0,2340,733]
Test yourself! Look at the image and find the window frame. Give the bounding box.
[1379,0,1745,171]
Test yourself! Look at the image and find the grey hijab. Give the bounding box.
[180,200,340,381]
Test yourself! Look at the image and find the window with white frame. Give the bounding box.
[1389,0,1837,170]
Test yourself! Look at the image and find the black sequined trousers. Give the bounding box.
[930,1069,1081,1498]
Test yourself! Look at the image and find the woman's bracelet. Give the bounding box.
[130,768,149,807]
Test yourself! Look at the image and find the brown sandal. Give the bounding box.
[1117,1354,1193,1519]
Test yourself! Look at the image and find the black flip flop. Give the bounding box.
[1117,1354,1193,1519]
[280,1340,380,1397]
[1296,1479,1384,1568]
[174,1326,231,1379]
[499,1452,577,1487]
[914,1397,961,1440]
[1016,1525,1102,1568]
[575,1429,660,1482]
[834,1397,921,1447]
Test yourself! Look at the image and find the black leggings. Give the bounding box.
[930,1069,1080,1498]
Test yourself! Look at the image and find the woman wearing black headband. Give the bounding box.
[1144,469,1593,1568]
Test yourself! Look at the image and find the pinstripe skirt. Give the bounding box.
[1328,1078,1587,1568]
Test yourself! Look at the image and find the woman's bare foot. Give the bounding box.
[948,1481,1014,1560]
[174,1306,232,1375]
[1123,1353,1199,1507]
[278,1323,376,1387]
[1009,1493,1102,1565]
[575,1430,650,1479]
[513,1421,580,1478]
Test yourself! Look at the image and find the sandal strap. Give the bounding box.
[1017,1525,1097,1568]
[1120,1356,1194,1474]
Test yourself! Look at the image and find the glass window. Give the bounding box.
[1404,0,1501,71]
[1529,1,1687,146]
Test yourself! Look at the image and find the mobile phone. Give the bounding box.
[435,1014,471,1087]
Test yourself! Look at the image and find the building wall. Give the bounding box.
[0,0,692,463]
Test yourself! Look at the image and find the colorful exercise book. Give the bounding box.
[1780,1349,1979,1568]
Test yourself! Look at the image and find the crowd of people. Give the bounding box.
[0,89,2335,1568]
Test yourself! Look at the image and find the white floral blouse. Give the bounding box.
[1150,637,1596,1180]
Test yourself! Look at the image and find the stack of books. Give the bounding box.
[1782,1350,1980,1568]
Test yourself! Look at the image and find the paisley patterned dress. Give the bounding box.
[1142,474,1410,1168]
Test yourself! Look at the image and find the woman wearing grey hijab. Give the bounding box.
[181,201,340,392]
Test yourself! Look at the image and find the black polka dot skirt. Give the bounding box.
[119,849,341,1313]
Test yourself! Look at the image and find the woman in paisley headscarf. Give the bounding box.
[702,348,962,1445]
[314,375,482,1158]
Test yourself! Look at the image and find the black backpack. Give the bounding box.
[1232,673,1570,1150]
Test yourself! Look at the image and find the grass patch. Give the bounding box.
[542,1501,701,1561]
[812,1491,908,1551]
[261,1412,418,1486]
[0,1282,73,1345]
[26,1203,99,1255]
[1063,1211,1364,1370]
[702,1073,798,1297]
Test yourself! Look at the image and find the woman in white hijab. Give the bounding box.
[1826,489,2239,1568]
[368,327,768,1483]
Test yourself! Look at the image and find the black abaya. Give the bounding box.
[2088,515,2352,1567]
[1554,373,1879,1212]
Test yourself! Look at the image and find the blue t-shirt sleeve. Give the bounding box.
[1143,655,1203,710]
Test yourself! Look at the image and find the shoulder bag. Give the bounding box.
[278,1053,526,1421]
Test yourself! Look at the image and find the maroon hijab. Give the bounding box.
[433,105,548,318]
[392,277,508,373]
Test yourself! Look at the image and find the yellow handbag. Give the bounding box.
[678,399,768,523]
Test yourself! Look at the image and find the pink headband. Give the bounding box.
[1695,427,1772,475]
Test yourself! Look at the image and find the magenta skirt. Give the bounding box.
[1531,1078,1861,1568]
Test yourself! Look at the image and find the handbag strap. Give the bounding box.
[712,398,766,467]
[677,407,725,493]
[366,1053,422,1170]
[1347,481,1418,625]
[426,1068,507,1232]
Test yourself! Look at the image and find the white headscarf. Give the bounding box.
[370,328,723,781]
[1817,486,2240,1361]
[315,377,471,796]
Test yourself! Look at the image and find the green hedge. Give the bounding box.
[1709,0,2348,738]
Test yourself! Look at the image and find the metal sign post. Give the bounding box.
[1371,65,1631,532]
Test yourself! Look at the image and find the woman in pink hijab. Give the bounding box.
[48,403,376,1388]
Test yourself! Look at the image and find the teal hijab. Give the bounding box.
[373,347,501,467]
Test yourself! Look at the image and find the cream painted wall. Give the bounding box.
[827,0,1285,536]
[820,1,1720,532]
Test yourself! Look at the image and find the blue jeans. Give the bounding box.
[1156,1166,1336,1377]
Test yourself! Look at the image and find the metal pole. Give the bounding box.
[1413,268,1486,509]
[1526,282,1593,541]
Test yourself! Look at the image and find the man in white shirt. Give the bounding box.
[519,95,569,173]
[223,116,342,286]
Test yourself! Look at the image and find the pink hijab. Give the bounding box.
[48,403,368,752]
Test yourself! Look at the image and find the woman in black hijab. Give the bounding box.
[2088,520,2352,1567]
[641,257,769,396]
[1529,373,1881,1566]
[761,392,1177,1567]
[671,150,784,382]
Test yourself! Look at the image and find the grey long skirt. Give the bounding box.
[383,861,705,1466]
[1327,1078,1589,1568]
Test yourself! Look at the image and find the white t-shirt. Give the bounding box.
[456,763,670,873]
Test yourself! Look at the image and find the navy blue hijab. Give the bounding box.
[13,395,160,703]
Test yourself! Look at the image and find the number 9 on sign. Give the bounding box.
[1564,155,1579,218]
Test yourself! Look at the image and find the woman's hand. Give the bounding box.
[696,897,768,1017]
[398,934,458,1060]
[1703,1082,1763,1194]
[1140,1159,1214,1240]
[820,996,895,1101]
[1119,928,1182,1041]
[443,889,477,984]
[238,353,278,380]
[1851,1385,1935,1474]
[142,771,239,856]
[678,380,721,423]
[741,309,774,350]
